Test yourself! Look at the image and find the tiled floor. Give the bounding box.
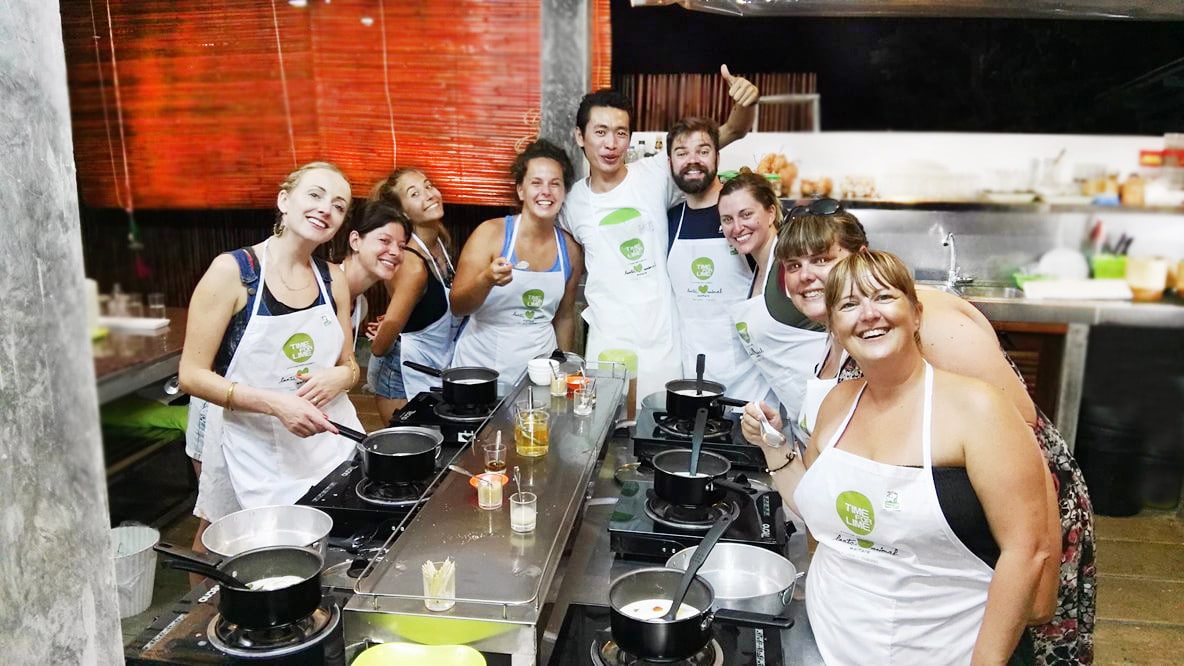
[120,391,1184,663]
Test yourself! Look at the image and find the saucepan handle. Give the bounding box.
[330,420,368,443]
[154,541,223,567]
[402,361,445,377]
[712,608,796,629]
[715,396,748,408]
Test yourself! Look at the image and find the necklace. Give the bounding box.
[267,246,313,291]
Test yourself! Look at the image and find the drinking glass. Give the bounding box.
[483,442,507,473]
[549,371,568,398]
[514,409,550,457]
[422,560,455,612]
[476,474,504,510]
[124,293,144,318]
[510,492,537,533]
[573,385,595,416]
[147,293,167,319]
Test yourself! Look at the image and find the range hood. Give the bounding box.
[630,0,1184,20]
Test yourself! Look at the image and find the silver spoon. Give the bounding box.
[513,465,522,497]
[756,408,787,448]
[447,464,475,478]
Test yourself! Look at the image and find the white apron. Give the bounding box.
[729,244,827,417]
[667,204,769,403]
[216,241,360,511]
[452,216,567,380]
[583,207,682,408]
[794,363,994,665]
[797,340,845,436]
[398,234,462,398]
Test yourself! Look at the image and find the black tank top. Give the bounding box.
[403,247,450,333]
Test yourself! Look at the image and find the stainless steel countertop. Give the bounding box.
[348,369,626,626]
[967,293,1184,328]
[542,435,825,666]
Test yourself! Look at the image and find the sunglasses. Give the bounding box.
[788,198,842,219]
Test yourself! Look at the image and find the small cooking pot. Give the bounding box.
[664,378,748,421]
[333,422,443,484]
[667,543,803,616]
[403,361,499,407]
[609,567,794,661]
[652,449,732,506]
[202,505,332,560]
[155,542,324,628]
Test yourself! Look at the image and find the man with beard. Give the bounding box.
[559,66,758,415]
[665,118,770,403]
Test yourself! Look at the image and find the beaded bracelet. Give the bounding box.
[765,447,797,474]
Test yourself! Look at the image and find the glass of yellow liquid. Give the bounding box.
[514,409,550,457]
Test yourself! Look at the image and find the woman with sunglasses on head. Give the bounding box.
[365,168,461,424]
[718,171,828,419]
[739,202,1096,664]
[784,249,1058,664]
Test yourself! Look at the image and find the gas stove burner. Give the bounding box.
[355,478,431,507]
[433,400,496,424]
[207,604,338,658]
[652,413,731,442]
[644,494,737,532]
[591,632,723,666]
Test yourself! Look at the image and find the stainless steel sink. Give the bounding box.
[956,285,1025,299]
[915,280,960,295]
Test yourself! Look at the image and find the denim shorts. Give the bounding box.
[366,338,407,399]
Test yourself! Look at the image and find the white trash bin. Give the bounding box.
[111,525,160,618]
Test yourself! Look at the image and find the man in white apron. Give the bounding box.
[558,67,759,410]
[665,117,769,403]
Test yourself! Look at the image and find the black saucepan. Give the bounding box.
[664,379,748,421]
[403,361,499,407]
[155,542,324,628]
[608,567,794,661]
[652,449,733,506]
[332,422,443,484]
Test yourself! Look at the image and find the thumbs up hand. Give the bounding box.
[721,64,759,107]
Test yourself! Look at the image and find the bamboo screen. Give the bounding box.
[617,72,817,133]
[61,0,612,210]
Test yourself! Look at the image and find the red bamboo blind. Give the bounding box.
[61,0,609,210]
[618,72,817,132]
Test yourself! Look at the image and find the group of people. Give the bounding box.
[177,63,1095,665]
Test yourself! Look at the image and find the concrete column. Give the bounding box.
[540,0,592,178]
[0,2,123,663]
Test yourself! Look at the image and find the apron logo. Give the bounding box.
[619,238,645,262]
[282,333,315,363]
[883,490,901,511]
[735,322,752,344]
[691,257,715,280]
[836,490,875,548]
[521,288,545,320]
[599,207,641,227]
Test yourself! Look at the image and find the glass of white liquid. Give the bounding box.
[573,385,595,416]
[476,474,504,510]
[510,492,537,533]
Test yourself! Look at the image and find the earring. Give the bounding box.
[273,220,285,237]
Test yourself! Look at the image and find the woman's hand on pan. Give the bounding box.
[485,256,514,287]
[270,393,334,437]
[740,401,782,448]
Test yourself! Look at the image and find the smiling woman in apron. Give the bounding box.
[450,140,584,379]
[179,162,364,544]
[365,168,463,424]
[792,250,1058,664]
[741,212,1097,664]
[718,172,827,418]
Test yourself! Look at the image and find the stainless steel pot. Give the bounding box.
[202,505,333,560]
[666,543,802,616]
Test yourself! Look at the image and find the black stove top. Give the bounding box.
[126,583,349,665]
[632,409,766,471]
[609,476,791,562]
[550,603,784,666]
[391,390,498,444]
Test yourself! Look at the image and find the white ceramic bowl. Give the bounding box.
[527,359,558,386]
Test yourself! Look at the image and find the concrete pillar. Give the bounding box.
[0,2,123,663]
[540,0,592,178]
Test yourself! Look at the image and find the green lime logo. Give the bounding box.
[598,207,641,226]
[522,289,545,309]
[691,257,715,280]
[735,322,751,344]
[282,333,315,363]
[836,491,875,547]
[619,238,645,261]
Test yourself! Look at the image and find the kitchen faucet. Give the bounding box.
[942,232,973,287]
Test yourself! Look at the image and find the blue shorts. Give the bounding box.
[367,338,407,399]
